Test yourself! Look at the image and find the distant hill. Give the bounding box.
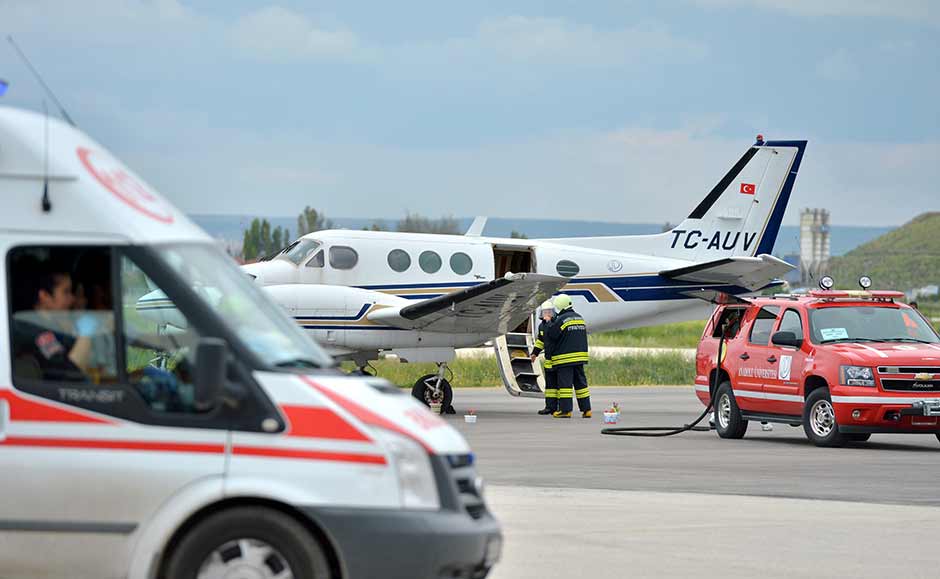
[189,214,893,258]
[829,213,940,292]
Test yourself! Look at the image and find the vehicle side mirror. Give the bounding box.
[771,331,802,349]
[194,338,227,408]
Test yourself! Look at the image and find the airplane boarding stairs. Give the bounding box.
[493,332,546,398]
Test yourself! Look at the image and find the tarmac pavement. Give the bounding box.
[447,387,940,578]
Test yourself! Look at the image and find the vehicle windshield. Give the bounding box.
[276,238,321,266]
[809,306,940,344]
[155,243,334,368]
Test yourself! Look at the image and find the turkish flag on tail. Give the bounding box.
[740,183,756,195]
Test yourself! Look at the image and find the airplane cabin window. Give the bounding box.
[387,249,411,272]
[329,246,359,270]
[556,260,580,277]
[450,252,473,275]
[419,251,442,274]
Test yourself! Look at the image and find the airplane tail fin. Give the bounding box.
[545,138,807,260]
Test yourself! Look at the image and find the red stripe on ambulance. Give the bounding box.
[1,436,387,466]
[0,390,115,424]
[1,436,223,454]
[280,405,372,442]
[299,376,434,452]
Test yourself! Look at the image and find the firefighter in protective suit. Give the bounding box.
[546,294,591,418]
[530,300,557,415]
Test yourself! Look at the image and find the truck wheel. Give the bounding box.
[714,382,748,439]
[803,389,846,447]
[163,506,332,579]
[412,374,455,414]
[845,433,871,443]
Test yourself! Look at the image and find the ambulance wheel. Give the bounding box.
[163,506,333,579]
[803,389,846,447]
[845,433,871,442]
[714,382,748,439]
[412,374,455,414]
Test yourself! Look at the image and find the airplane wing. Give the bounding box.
[678,288,753,305]
[660,253,794,290]
[367,272,568,334]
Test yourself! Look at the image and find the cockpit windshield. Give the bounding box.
[155,243,334,369]
[277,238,321,266]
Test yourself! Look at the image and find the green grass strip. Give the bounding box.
[343,352,694,388]
[589,320,706,348]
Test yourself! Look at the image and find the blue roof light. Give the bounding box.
[0,79,8,96]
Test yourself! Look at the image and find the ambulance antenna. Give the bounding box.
[7,35,76,127]
[41,100,52,212]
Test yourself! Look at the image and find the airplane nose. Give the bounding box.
[241,260,297,285]
[241,262,266,284]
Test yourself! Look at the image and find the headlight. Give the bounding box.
[840,365,875,387]
[372,427,440,510]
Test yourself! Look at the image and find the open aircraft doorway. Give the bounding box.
[491,244,547,397]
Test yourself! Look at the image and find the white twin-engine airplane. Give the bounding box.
[231,137,807,408]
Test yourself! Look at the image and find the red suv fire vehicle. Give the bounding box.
[694,284,940,447]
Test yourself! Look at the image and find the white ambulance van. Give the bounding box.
[0,106,501,579]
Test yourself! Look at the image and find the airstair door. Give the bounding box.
[494,331,545,398]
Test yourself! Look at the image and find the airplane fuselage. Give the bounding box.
[243,139,806,365]
[245,229,729,360]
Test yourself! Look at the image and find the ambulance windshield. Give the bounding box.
[156,244,334,369]
[809,306,940,344]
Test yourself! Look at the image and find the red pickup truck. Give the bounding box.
[695,290,940,447]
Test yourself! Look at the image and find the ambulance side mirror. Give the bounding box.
[771,331,802,349]
[194,338,227,407]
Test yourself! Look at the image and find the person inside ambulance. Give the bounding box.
[72,249,118,383]
[11,261,96,382]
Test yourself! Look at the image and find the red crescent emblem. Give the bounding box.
[77,147,174,224]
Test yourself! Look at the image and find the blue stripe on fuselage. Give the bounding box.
[293,303,371,321]
[353,273,766,304]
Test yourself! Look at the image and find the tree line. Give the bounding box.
[241,206,332,261]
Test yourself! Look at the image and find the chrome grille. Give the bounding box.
[881,379,940,392]
[447,453,488,520]
[878,366,940,374]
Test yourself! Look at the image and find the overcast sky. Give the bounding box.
[1,0,937,226]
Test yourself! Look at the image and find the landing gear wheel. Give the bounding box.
[845,433,871,443]
[162,506,332,579]
[714,381,748,439]
[803,389,846,447]
[412,374,455,414]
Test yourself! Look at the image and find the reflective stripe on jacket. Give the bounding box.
[531,320,555,369]
[547,309,588,367]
